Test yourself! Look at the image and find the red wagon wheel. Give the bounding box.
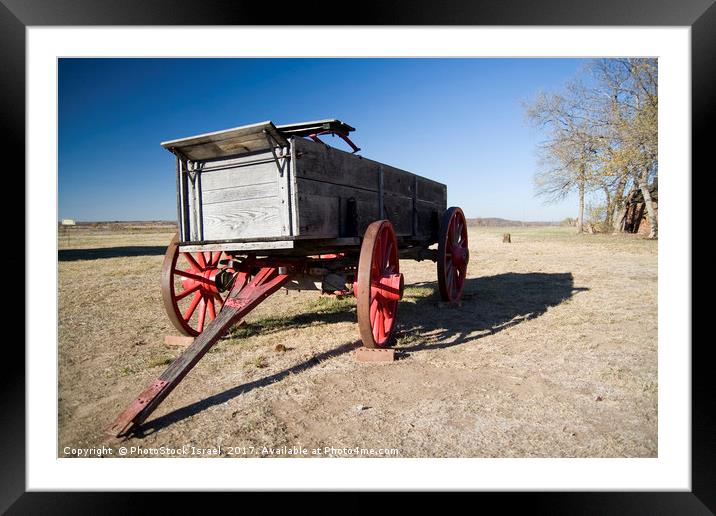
[437,207,469,303]
[161,233,243,337]
[356,220,404,348]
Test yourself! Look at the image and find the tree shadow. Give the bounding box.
[58,246,167,261]
[133,272,587,437]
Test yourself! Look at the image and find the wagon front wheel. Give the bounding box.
[356,220,403,348]
[437,207,469,303]
[161,233,241,337]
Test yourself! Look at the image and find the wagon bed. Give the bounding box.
[161,120,447,254]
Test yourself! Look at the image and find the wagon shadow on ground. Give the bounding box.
[136,272,587,437]
[397,272,588,353]
[59,246,167,261]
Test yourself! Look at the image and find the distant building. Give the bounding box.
[60,219,76,226]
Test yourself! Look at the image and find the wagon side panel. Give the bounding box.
[415,176,447,239]
[190,151,290,241]
[292,137,445,242]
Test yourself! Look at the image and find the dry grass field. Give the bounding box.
[58,225,657,458]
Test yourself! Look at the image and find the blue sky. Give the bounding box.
[58,58,588,221]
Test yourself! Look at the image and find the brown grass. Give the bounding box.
[58,225,657,457]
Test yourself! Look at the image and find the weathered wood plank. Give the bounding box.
[200,149,279,170]
[179,237,360,256]
[416,176,447,206]
[295,177,418,238]
[294,137,379,192]
[296,193,340,237]
[180,240,295,252]
[293,136,444,203]
[161,121,287,161]
[382,195,415,236]
[277,149,293,237]
[289,140,300,236]
[202,196,284,240]
[295,178,375,237]
[200,161,277,191]
[202,182,278,205]
[416,199,442,239]
[382,165,415,198]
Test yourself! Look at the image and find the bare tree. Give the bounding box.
[526,59,658,238]
[526,84,600,233]
[591,58,658,238]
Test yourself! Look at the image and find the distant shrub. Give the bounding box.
[585,204,612,233]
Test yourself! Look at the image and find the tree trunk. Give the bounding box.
[638,167,658,239]
[577,178,585,233]
[603,186,613,230]
[613,205,627,233]
[611,173,628,231]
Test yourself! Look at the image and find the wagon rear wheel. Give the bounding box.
[356,220,404,348]
[161,233,241,337]
[437,207,469,303]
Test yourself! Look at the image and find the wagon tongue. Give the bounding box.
[105,267,289,438]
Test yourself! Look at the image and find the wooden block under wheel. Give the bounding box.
[355,347,395,362]
[164,335,195,347]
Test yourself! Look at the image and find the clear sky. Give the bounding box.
[58,58,587,222]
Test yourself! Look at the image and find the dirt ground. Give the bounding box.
[58,225,657,458]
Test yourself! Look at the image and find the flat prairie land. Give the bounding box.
[58,225,657,458]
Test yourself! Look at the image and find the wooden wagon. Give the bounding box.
[108,119,469,437]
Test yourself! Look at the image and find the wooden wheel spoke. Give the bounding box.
[195,252,206,268]
[183,292,202,321]
[182,253,201,271]
[175,269,209,283]
[207,296,216,321]
[196,297,207,332]
[379,305,388,341]
[373,304,385,342]
[385,242,395,272]
[175,283,201,301]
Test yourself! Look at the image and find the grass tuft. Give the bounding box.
[147,356,173,368]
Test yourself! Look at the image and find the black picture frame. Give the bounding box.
[6,0,708,512]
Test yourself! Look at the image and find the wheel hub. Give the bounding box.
[371,272,404,302]
[181,267,221,295]
[451,246,468,267]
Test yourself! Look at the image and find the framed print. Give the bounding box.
[6,0,709,512]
